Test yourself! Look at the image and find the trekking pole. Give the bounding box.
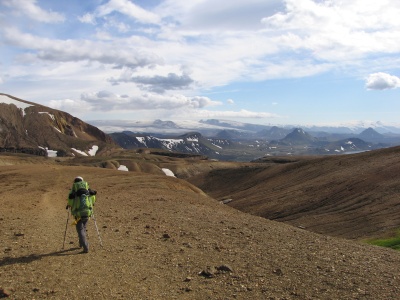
[62,210,70,250]
[92,211,103,247]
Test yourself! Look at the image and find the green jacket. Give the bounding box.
[67,181,96,217]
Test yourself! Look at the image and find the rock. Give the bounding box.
[0,287,12,298]
[162,233,171,239]
[184,277,192,282]
[182,242,192,248]
[217,264,233,272]
[273,268,283,276]
[220,199,233,204]
[198,266,217,278]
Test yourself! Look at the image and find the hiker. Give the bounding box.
[66,176,97,253]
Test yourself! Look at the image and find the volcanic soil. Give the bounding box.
[1,155,400,299]
[187,146,400,241]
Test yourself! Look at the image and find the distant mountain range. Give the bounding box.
[97,117,400,160]
[90,118,400,136]
[2,93,400,161]
[109,125,395,161]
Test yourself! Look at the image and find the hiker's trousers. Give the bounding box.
[76,217,89,252]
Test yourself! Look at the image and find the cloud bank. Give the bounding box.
[1,0,400,124]
[49,91,222,112]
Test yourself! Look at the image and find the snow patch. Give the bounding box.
[186,137,198,142]
[0,95,33,117]
[71,145,98,156]
[38,146,57,157]
[88,145,99,156]
[162,168,176,177]
[212,143,222,149]
[136,137,148,147]
[157,138,184,150]
[71,148,88,156]
[39,112,55,121]
[118,165,129,171]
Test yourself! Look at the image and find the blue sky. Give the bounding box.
[1,0,400,127]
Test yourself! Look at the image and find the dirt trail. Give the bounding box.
[1,164,400,299]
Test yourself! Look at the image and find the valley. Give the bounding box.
[2,93,400,299]
[1,152,400,299]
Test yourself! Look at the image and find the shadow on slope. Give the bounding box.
[187,146,400,240]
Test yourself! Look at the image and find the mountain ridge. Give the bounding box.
[0,93,119,157]
[90,118,400,135]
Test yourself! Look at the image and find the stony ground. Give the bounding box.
[1,158,400,299]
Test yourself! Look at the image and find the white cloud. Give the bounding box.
[193,109,279,119]
[261,0,400,61]
[3,28,162,69]
[78,13,96,24]
[365,72,400,90]
[5,0,400,96]
[90,0,161,25]
[3,0,400,126]
[49,98,93,112]
[49,91,222,113]
[109,72,194,92]
[157,0,283,31]
[3,0,65,23]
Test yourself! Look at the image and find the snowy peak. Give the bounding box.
[281,128,317,145]
[179,132,202,141]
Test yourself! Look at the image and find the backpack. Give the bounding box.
[75,194,95,218]
[68,181,96,217]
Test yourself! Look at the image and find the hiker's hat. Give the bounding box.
[74,176,83,182]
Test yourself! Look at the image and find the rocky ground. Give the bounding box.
[1,156,400,299]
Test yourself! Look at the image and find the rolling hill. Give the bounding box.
[1,154,400,299]
[186,146,400,240]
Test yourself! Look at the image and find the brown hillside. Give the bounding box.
[0,93,119,156]
[187,146,400,240]
[1,157,400,299]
